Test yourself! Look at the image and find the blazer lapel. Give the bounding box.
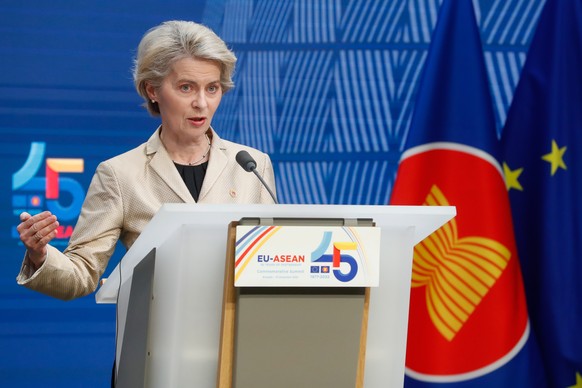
[146,128,194,203]
[198,129,228,201]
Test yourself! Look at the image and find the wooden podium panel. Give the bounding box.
[218,222,370,388]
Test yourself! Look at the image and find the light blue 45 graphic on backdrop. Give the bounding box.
[11,142,85,243]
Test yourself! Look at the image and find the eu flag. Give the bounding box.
[501,0,582,386]
[390,0,546,386]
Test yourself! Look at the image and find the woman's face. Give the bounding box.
[146,57,223,142]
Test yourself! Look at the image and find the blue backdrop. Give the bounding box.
[0,0,544,386]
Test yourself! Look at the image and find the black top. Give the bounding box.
[174,161,208,202]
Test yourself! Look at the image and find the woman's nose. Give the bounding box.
[192,92,207,109]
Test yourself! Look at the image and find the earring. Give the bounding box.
[151,99,156,104]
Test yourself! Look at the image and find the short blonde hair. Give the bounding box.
[133,20,237,116]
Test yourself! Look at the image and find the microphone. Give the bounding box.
[235,150,278,204]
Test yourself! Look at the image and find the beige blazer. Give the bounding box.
[17,127,276,300]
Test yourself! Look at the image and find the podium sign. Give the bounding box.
[234,225,380,287]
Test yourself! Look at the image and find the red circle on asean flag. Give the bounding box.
[391,146,528,379]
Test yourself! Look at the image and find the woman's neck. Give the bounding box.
[160,128,212,166]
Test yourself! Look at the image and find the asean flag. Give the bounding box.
[391,143,529,383]
[389,1,545,386]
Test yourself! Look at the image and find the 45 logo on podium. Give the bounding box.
[310,231,359,282]
[11,142,85,243]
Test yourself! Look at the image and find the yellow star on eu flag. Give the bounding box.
[568,371,582,388]
[541,139,567,175]
[503,162,523,191]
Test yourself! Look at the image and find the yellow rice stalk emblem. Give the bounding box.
[412,185,511,341]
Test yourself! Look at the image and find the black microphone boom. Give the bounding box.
[235,150,278,204]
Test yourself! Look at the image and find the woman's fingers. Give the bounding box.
[17,211,59,264]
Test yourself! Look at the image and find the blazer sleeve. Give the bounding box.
[16,161,124,300]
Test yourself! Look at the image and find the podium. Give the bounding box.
[96,203,455,387]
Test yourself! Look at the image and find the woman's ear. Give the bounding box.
[145,82,157,101]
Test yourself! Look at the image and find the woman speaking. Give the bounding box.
[16,20,277,300]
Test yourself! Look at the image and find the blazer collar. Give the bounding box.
[145,126,229,203]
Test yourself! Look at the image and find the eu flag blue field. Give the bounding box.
[501,0,582,386]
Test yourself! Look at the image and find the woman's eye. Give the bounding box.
[208,85,219,93]
[180,84,191,92]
